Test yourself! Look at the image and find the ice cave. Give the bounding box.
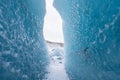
[0,0,120,80]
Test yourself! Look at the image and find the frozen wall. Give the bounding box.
[0,0,49,80]
[54,0,120,80]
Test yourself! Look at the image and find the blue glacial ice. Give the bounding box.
[0,0,120,80]
[54,0,120,80]
[0,0,49,80]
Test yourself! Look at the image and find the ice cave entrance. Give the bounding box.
[43,0,64,43]
[43,0,69,79]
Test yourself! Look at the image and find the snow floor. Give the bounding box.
[44,41,69,80]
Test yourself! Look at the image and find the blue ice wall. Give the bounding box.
[54,0,120,80]
[0,0,49,80]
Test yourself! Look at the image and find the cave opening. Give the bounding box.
[43,0,64,43]
[43,0,69,80]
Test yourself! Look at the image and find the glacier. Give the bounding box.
[0,0,49,80]
[54,0,120,80]
[0,0,120,80]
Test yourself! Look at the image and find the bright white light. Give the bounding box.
[43,0,64,43]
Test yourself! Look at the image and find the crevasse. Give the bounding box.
[0,0,120,80]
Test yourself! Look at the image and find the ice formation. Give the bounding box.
[0,0,120,80]
[54,0,120,80]
[0,0,49,80]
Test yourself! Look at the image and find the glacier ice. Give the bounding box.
[54,0,120,80]
[0,0,120,80]
[0,0,49,80]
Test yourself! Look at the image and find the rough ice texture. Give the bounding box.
[54,0,120,80]
[0,0,49,80]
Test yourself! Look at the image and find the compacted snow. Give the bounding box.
[44,41,69,80]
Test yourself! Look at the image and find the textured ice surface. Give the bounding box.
[54,0,120,80]
[0,0,49,80]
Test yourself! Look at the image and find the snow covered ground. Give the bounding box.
[44,41,69,80]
